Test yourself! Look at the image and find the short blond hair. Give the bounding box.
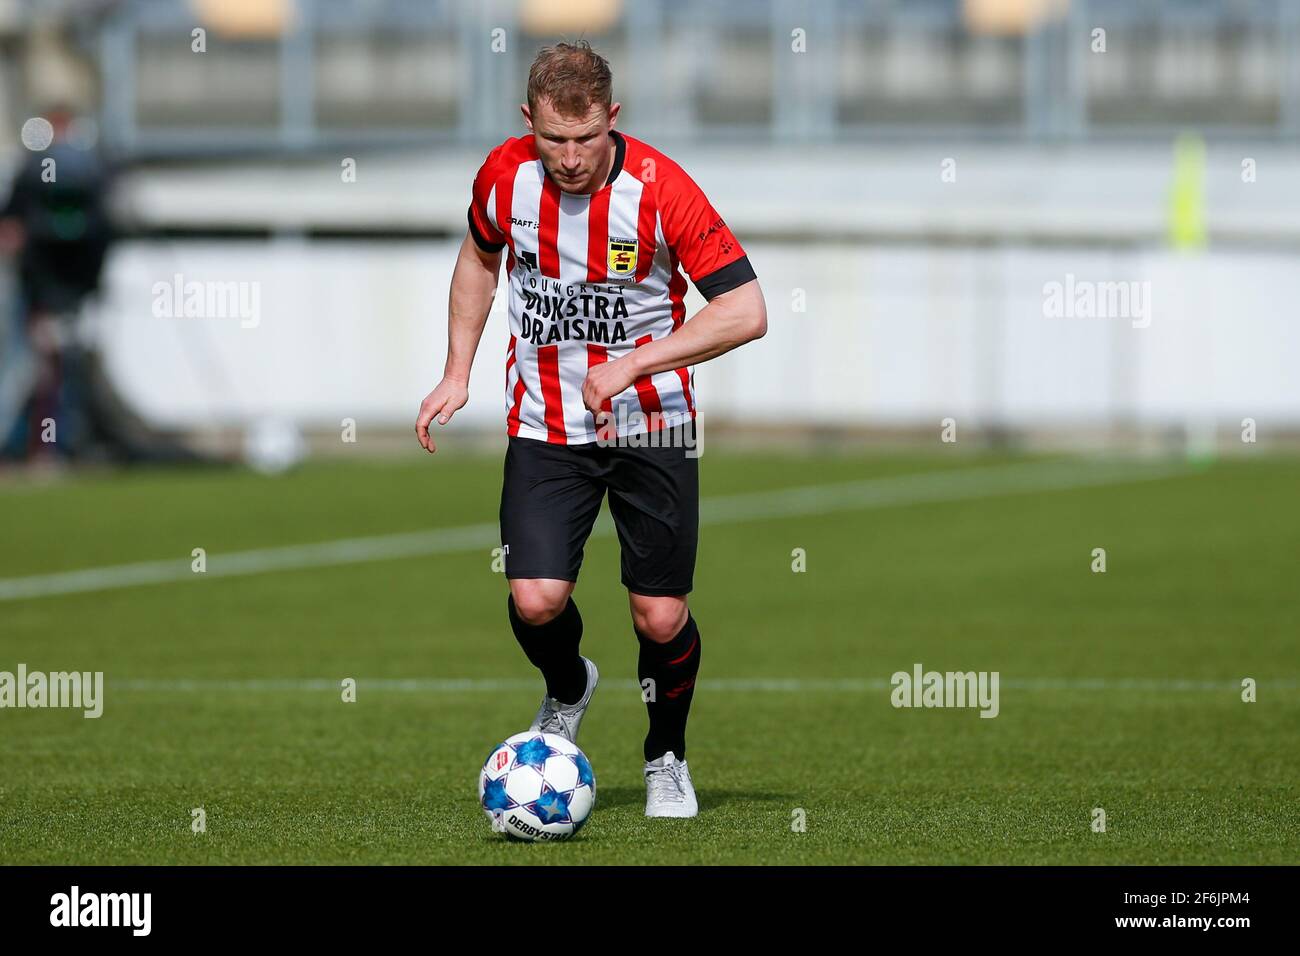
[527,40,613,118]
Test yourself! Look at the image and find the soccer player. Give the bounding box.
[415,41,766,818]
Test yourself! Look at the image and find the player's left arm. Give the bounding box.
[582,282,765,415]
[582,164,766,414]
[582,279,764,403]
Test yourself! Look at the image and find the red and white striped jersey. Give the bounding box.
[467,130,755,445]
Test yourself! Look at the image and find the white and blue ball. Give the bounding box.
[479,731,596,841]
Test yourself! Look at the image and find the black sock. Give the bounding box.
[638,614,701,762]
[508,594,588,705]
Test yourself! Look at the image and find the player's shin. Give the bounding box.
[637,614,701,761]
[507,594,588,705]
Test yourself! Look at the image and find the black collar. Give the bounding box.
[604,130,626,187]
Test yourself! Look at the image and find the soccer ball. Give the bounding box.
[479,731,596,841]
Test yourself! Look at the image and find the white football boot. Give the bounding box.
[528,656,599,743]
[644,751,698,818]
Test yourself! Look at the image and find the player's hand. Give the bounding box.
[582,356,637,415]
[415,377,469,453]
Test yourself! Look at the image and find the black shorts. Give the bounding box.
[499,425,699,596]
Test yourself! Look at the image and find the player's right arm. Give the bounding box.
[415,230,502,453]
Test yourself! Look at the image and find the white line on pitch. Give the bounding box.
[111,676,1294,693]
[0,458,1191,602]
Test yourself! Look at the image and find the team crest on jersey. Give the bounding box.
[607,237,638,277]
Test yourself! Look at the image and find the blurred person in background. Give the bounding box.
[0,104,114,465]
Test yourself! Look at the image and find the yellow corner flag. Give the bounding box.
[1169,133,1208,250]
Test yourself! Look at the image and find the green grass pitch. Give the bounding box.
[0,449,1296,865]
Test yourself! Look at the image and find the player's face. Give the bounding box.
[524,98,621,194]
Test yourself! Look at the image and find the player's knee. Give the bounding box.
[510,581,571,625]
[630,598,688,644]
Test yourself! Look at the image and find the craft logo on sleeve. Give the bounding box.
[0,664,104,718]
[49,886,151,936]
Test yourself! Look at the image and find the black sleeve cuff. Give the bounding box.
[467,206,506,253]
[695,255,756,301]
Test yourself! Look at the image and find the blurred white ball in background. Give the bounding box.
[242,418,306,474]
[21,117,54,151]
